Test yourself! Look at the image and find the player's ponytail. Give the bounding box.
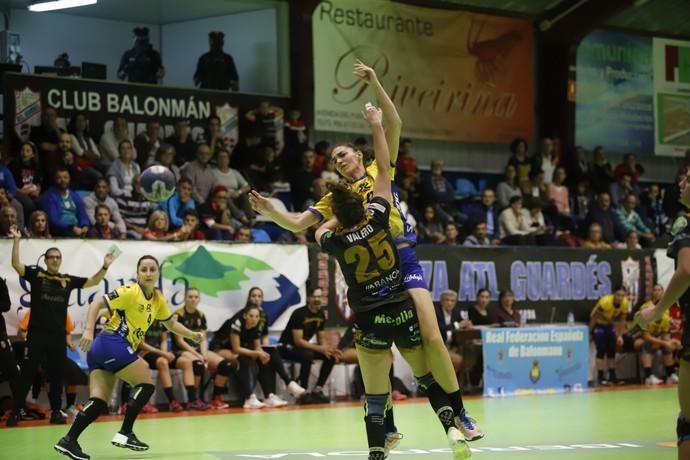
[328,182,364,229]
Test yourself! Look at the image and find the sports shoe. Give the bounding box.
[64,405,80,419]
[186,399,210,411]
[5,409,21,427]
[210,396,229,409]
[645,375,663,385]
[169,400,184,412]
[264,393,288,408]
[112,431,149,451]
[598,378,611,386]
[310,390,330,404]
[456,410,484,441]
[50,410,67,425]
[384,431,403,451]
[287,381,306,398]
[447,426,471,460]
[243,394,266,409]
[54,436,90,460]
[142,402,159,413]
[667,373,680,384]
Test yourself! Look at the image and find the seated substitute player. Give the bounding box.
[54,255,204,460]
[316,102,471,460]
[590,287,629,385]
[637,284,679,384]
[172,287,236,409]
[278,287,339,404]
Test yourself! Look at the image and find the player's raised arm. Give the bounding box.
[361,103,391,202]
[248,191,320,232]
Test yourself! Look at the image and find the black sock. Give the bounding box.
[163,387,175,403]
[186,385,196,402]
[384,405,396,433]
[364,394,388,452]
[597,370,605,381]
[644,367,653,378]
[66,398,107,441]
[609,369,617,382]
[213,385,224,397]
[421,383,456,432]
[446,390,466,418]
[121,383,131,403]
[66,392,77,407]
[120,383,155,434]
[666,366,676,377]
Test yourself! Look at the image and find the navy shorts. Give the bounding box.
[592,324,615,340]
[398,245,427,290]
[87,332,139,373]
[354,300,422,351]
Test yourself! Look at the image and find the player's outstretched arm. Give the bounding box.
[163,315,204,344]
[361,103,391,201]
[638,247,690,326]
[248,191,320,232]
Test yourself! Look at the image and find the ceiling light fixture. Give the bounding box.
[29,0,97,13]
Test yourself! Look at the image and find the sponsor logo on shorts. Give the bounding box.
[373,309,414,326]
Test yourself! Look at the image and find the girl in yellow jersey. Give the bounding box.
[637,284,679,385]
[54,255,203,460]
[590,287,629,385]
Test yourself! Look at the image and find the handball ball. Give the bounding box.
[140,165,176,202]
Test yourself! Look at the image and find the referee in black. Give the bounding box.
[6,228,113,426]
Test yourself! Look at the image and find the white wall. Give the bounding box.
[161,9,280,95]
[9,8,159,81]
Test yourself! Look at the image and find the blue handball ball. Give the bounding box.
[140,165,176,202]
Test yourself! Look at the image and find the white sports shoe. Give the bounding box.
[667,373,680,384]
[645,375,663,385]
[265,393,288,408]
[287,381,306,398]
[243,394,266,409]
[64,405,79,419]
[448,427,471,459]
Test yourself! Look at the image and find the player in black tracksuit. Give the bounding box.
[0,277,21,414]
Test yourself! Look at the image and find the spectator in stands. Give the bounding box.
[615,193,655,246]
[196,115,226,155]
[166,120,196,167]
[547,168,570,216]
[152,143,181,182]
[442,222,461,245]
[435,289,470,388]
[245,146,280,193]
[176,209,206,241]
[587,192,618,244]
[320,157,339,184]
[417,205,446,243]
[245,101,282,151]
[398,175,421,215]
[663,172,687,222]
[87,204,123,240]
[609,173,636,208]
[463,221,492,247]
[42,168,89,237]
[99,117,137,168]
[614,153,644,185]
[525,168,548,203]
[58,134,103,190]
[615,230,641,250]
[532,137,558,185]
[495,290,521,327]
[525,198,554,245]
[107,140,141,198]
[496,164,521,209]
[117,26,164,84]
[142,210,180,241]
[0,205,24,237]
[589,146,614,195]
[134,120,162,168]
[9,142,42,222]
[183,143,215,205]
[468,289,496,327]
[213,148,253,225]
[115,174,155,239]
[305,177,328,210]
[507,137,531,184]
[590,287,628,385]
[582,223,611,249]
[290,149,318,212]
[27,210,51,238]
[193,31,239,91]
[572,179,593,231]
[30,107,60,165]
[422,159,457,222]
[312,141,331,176]
[158,177,195,230]
[498,195,533,245]
[67,113,100,171]
[0,151,26,227]
[468,188,499,242]
[235,225,252,242]
[278,287,338,404]
[637,284,679,384]
[569,146,590,189]
[0,186,24,234]
[83,177,126,235]
[639,184,667,237]
[200,185,235,240]
[283,108,308,159]
[396,139,419,183]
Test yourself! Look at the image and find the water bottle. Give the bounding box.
[328,377,336,403]
[567,312,575,325]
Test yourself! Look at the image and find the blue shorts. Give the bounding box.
[398,245,427,290]
[591,324,615,340]
[87,331,139,373]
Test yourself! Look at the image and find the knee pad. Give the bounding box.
[218,359,235,376]
[416,373,436,391]
[364,393,388,418]
[677,413,690,445]
[193,360,205,376]
[130,383,155,403]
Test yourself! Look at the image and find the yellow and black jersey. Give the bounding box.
[172,306,207,351]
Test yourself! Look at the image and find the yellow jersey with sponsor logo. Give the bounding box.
[637,301,671,337]
[591,294,629,325]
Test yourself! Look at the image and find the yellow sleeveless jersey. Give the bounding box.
[103,283,172,349]
[637,301,671,337]
[590,294,629,325]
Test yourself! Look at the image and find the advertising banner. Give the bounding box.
[576,30,654,155]
[0,240,308,336]
[3,73,289,154]
[653,37,690,156]
[482,326,589,397]
[312,0,534,143]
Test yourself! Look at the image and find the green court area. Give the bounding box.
[0,387,678,459]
